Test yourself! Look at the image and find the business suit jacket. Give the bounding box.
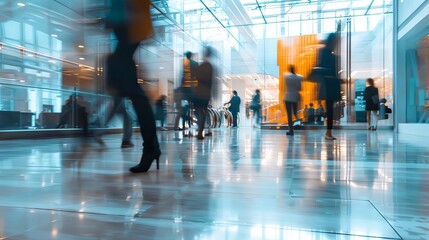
[284,73,303,103]
[228,95,241,113]
[317,47,341,101]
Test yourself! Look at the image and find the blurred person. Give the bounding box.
[194,46,214,140]
[303,104,308,123]
[57,95,89,135]
[316,33,341,140]
[224,90,241,128]
[155,95,168,130]
[283,65,302,136]
[378,98,392,120]
[308,103,315,124]
[174,51,198,130]
[364,78,379,131]
[105,0,160,173]
[94,97,134,148]
[316,104,325,124]
[250,89,262,127]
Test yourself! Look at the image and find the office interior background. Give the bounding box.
[0,0,427,135]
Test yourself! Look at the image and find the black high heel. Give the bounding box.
[129,150,161,173]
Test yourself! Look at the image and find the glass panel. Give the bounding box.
[0,0,394,131]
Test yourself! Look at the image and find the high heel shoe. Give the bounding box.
[129,150,161,173]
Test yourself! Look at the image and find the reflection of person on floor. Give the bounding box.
[224,90,241,127]
[106,0,160,173]
[56,95,88,135]
[284,64,302,135]
[194,46,214,140]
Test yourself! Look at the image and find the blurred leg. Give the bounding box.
[326,100,334,130]
[122,102,133,142]
[285,101,293,132]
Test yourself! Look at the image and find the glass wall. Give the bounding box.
[396,0,429,126]
[0,0,394,131]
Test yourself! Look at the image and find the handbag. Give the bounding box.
[308,67,328,83]
[371,95,380,104]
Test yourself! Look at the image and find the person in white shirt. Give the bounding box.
[284,65,303,136]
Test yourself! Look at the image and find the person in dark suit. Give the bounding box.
[283,65,303,135]
[194,46,214,140]
[317,33,341,140]
[224,90,241,127]
[174,51,199,130]
[251,89,262,127]
[363,78,379,131]
[106,0,160,173]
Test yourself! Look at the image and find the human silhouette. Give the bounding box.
[363,78,379,131]
[308,103,315,124]
[155,95,168,130]
[94,96,134,148]
[316,104,325,124]
[224,90,241,128]
[106,0,160,173]
[316,33,341,140]
[193,46,214,140]
[250,89,262,127]
[283,65,302,135]
[174,51,198,130]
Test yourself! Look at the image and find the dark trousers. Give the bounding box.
[105,96,132,142]
[253,106,261,124]
[109,26,159,153]
[326,100,334,130]
[194,99,208,135]
[285,101,297,132]
[231,111,238,127]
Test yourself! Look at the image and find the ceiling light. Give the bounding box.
[79,57,85,60]
[78,45,84,48]
[160,67,164,69]
[17,3,26,7]
[51,34,58,37]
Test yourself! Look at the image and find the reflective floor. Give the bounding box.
[0,128,428,240]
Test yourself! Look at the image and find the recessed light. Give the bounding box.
[27,54,34,57]
[79,57,85,60]
[51,34,58,37]
[17,3,26,7]
[78,45,84,48]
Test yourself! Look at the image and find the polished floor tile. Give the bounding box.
[0,128,428,239]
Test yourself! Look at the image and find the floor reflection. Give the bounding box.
[0,129,427,239]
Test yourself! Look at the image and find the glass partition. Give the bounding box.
[0,0,394,131]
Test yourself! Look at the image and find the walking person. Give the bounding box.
[194,46,214,140]
[250,89,262,127]
[364,78,379,131]
[174,51,198,130]
[94,96,134,148]
[155,95,168,130]
[224,90,241,128]
[316,33,341,140]
[106,0,160,173]
[283,65,303,136]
